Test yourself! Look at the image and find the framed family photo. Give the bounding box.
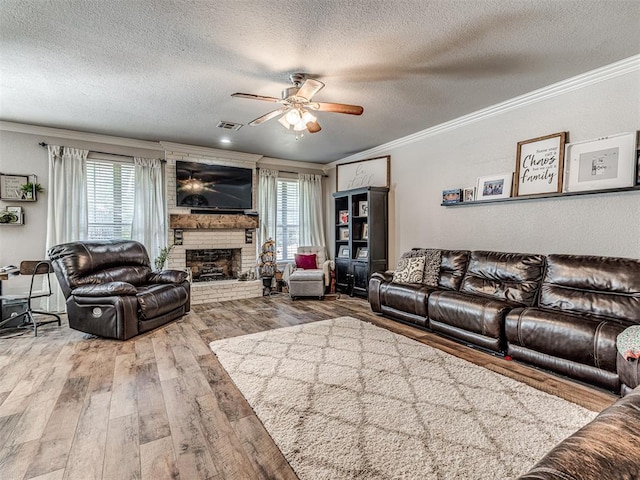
[475,173,513,201]
[338,245,350,258]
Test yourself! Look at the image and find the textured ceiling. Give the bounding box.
[1,1,639,163]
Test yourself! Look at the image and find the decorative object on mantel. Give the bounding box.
[336,155,390,191]
[475,172,513,201]
[563,132,637,193]
[514,132,566,196]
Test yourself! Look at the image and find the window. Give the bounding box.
[275,179,299,261]
[86,159,135,240]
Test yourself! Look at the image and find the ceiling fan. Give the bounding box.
[231,73,363,135]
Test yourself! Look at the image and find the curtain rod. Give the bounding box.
[38,142,165,161]
[257,166,328,177]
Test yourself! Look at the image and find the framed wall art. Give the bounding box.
[563,132,637,193]
[0,174,29,200]
[336,155,390,192]
[475,173,513,201]
[514,132,566,196]
[442,189,462,205]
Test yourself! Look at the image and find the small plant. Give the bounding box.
[0,210,18,223]
[20,182,43,199]
[154,245,175,271]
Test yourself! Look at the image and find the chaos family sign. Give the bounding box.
[336,156,390,192]
[514,132,566,196]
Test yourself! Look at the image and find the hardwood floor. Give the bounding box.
[0,295,617,480]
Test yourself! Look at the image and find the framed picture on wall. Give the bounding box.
[475,173,513,201]
[514,132,566,196]
[563,132,637,192]
[463,187,475,202]
[0,174,29,200]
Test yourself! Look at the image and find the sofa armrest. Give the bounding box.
[371,271,394,283]
[72,281,137,297]
[147,270,189,284]
[322,260,334,286]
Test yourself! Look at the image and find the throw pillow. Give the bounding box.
[401,248,442,287]
[295,253,317,270]
[617,326,640,360]
[392,256,425,284]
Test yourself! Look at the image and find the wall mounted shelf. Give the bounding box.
[441,185,640,207]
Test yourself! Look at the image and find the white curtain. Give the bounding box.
[298,173,326,249]
[131,157,166,268]
[46,145,89,311]
[258,168,279,246]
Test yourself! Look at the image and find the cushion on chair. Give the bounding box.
[392,256,425,284]
[295,253,318,269]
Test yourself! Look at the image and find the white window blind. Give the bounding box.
[86,159,135,240]
[276,179,299,261]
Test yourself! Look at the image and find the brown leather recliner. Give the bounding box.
[48,240,190,340]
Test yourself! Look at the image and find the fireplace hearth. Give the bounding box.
[186,248,242,282]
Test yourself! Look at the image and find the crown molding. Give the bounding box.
[328,55,640,168]
[258,156,326,173]
[0,121,164,151]
[160,141,263,165]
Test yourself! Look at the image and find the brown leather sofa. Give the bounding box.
[48,240,190,340]
[369,249,640,393]
[518,385,640,480]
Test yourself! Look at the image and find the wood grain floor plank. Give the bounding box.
[160,376,220,480]
[136,362,171,445]
[63,391,111,480]
[109,353,137,419]
[139,436,178,480]
[103,413,140,480]
[0,438,40,480]
[26,468,65,480]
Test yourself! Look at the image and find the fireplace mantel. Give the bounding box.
[169,213,259,230]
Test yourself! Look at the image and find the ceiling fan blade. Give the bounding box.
[312,102,364,115]
[249,107,289,126]
[296,79,325,100]
[306,121,321,133]
[231,92,280,102]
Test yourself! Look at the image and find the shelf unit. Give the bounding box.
[441,185,640,207]
[0,173,39,202]
[333,186,388,297]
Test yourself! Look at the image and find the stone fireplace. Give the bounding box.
[186,248,242,282]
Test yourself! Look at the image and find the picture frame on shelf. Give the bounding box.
[514,132,566,196]
[442,189,462,204]
[338,245,350,258]
[6,206,23,224]
[339,227,349,241]
[463,187,475,202]
[355,247,369,259]
[338,210,349,225]
[362,223,369,240]
[563,132,637,193]
[0,174,29,200]
[358,201,368,217]
[475,173,513,201]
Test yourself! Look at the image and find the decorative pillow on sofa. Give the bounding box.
[617,326,640,360]
[401,248,441,287]
[295,253,317,270]
[392,256,425,284]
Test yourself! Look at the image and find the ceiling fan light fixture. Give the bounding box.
[278,115,291,129]
[293,121,307,132]
[285,108,302,125]
[301,111,316,124]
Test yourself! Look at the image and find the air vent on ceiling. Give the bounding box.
[216,121,243,131]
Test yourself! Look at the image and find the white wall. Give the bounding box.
[328,68,640,265]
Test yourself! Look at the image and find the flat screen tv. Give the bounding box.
[176,161,253,210]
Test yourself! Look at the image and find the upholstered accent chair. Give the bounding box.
[285,246,333,300]
[48,240,190,340]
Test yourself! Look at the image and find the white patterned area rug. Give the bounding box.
[209,317,596,479]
